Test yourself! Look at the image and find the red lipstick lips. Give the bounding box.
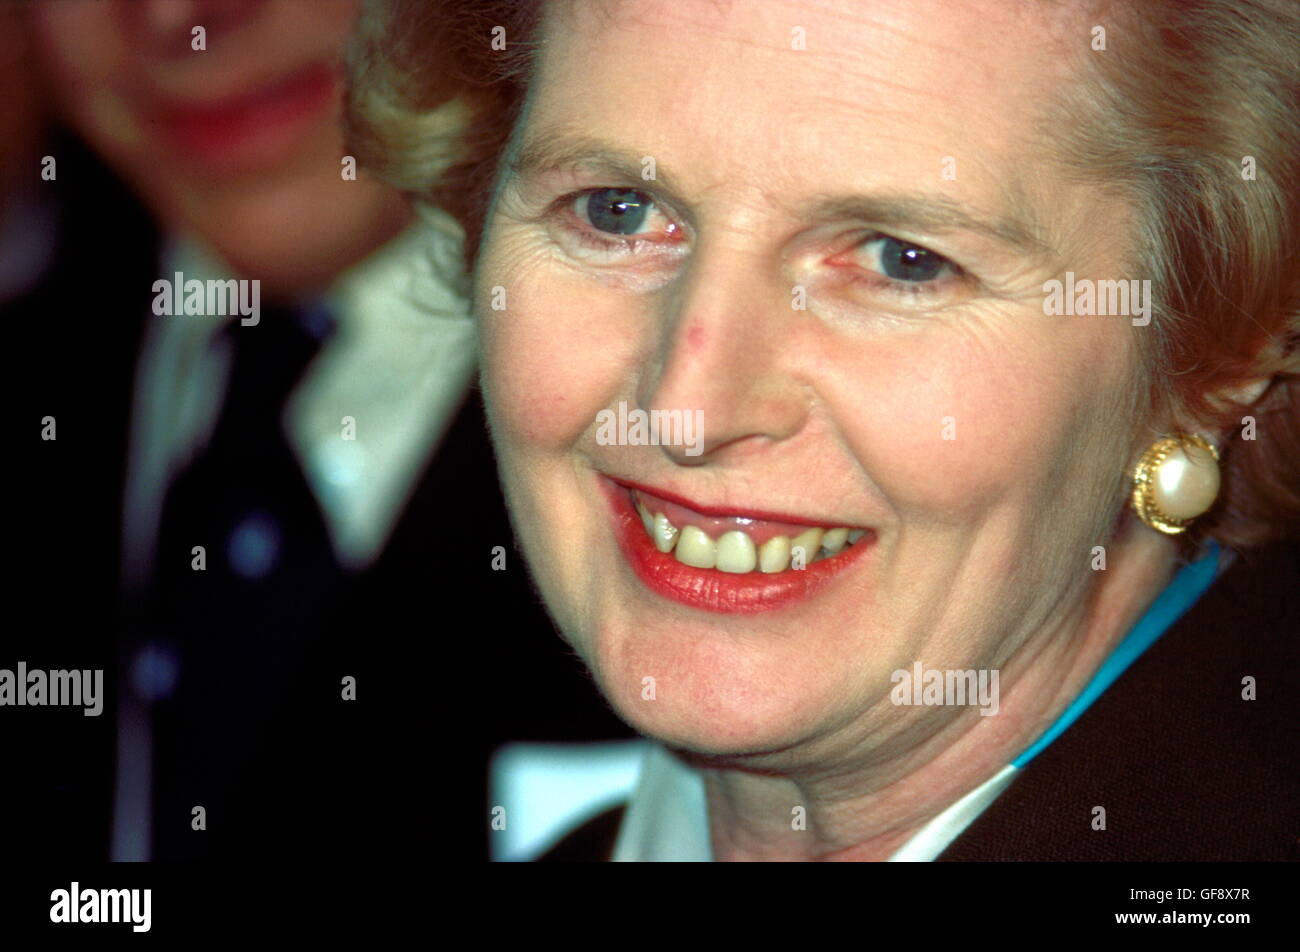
[153,61,340,173]
[602,477,872,614]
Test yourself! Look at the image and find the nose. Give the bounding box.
[636,236,809,465]
[116,0,268,50]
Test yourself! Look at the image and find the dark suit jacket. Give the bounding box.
[539,541,1300,861]
[8,134,628,864]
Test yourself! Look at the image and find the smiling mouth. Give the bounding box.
[602,477,873,613]
[630,487,867,573]
[153,61,339,171]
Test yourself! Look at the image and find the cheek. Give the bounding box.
[823,317,1123,519]
[32,9,119,98]
[289,0,362,42]
[481,323,585,451]
[477,239,645,452]
[32,12,143,158]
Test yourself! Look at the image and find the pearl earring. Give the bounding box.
[1131,434,1221,535]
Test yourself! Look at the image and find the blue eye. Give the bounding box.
[874,236,949,282]
[582,188,653,235]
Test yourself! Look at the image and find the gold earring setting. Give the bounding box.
[1131,434,1221,535]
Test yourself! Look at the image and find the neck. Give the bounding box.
[701,527,1180,862]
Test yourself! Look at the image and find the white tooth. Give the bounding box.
[638,502,654,536]
[674,525,717,568]
[847,529,866,544]
[715,530,757,574]
[759,535,792,573]
[822,528,849,554]
[790,528,824,569]
[653,513,679,553]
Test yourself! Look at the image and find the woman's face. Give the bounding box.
[477,0,1146,762]
[29,0,407,294]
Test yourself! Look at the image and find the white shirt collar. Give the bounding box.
[284,202,477,568]
[124,203,476,579]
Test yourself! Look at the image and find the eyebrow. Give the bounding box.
[509,131,1051,257]
[807,195,1049,256]
[510,133,687,199]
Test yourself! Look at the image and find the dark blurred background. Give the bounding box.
[3,0,632,865]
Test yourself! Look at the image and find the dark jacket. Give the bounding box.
[7,136,583,864]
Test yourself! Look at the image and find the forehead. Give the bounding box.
[521,0,1089,238]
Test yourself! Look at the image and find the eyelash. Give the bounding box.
[542,187,963,296]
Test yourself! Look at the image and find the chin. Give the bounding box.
[580,616,848,760]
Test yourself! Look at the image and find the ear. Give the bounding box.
[1218,377,1272,407]
[1189,375,1276,450]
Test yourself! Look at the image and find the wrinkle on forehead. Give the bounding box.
[556,0,1086,75]
[542,0,1089,155]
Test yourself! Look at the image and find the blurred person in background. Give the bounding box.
[8,0,617,863]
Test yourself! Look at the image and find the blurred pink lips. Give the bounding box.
[152,61,339,173]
